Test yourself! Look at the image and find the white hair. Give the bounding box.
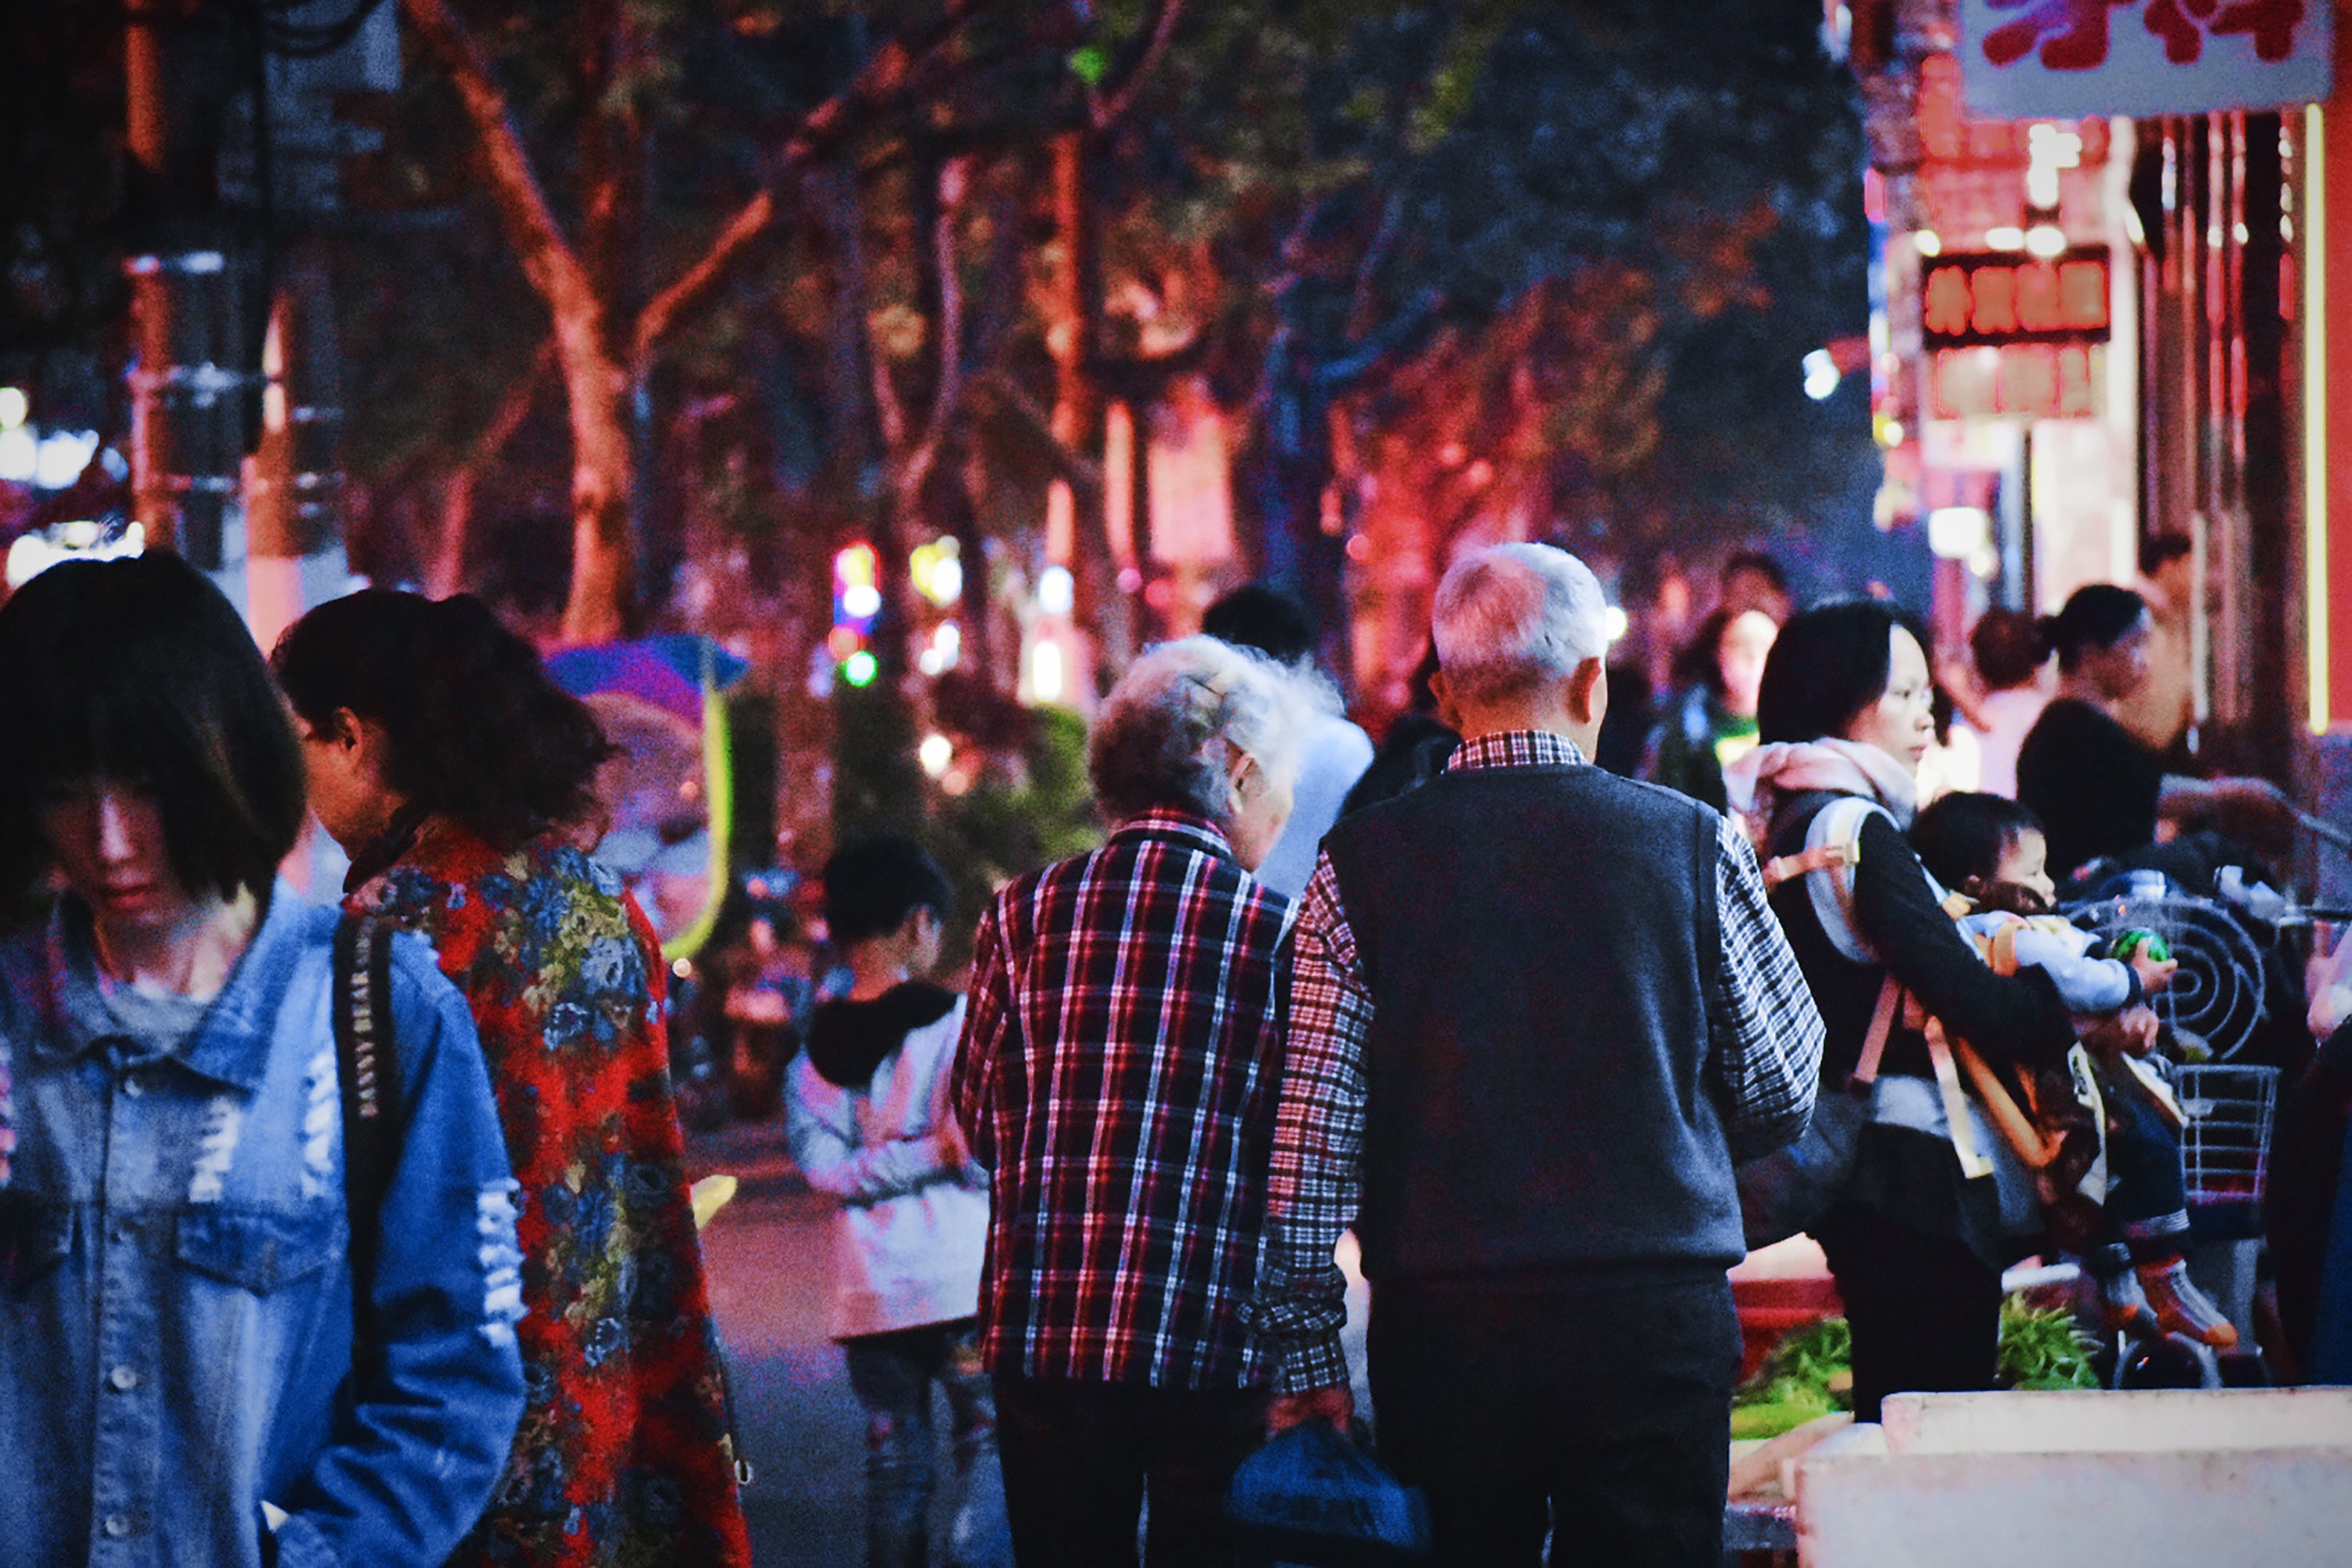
[1431,543,1610,705]
[1087,636,1333,823]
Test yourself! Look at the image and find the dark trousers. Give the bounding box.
[2104,1069,2190,1230]
[1816,1207,2003,1422]
[843,1321,1007,1568]
[1366,1269,1739,1568]
[993,1374,1266,1568]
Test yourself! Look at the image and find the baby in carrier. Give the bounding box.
[1911,791,2238,1349]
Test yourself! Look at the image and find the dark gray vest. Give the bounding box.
[1322,762,1745,1280]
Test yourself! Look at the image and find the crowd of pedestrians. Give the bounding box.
[2,539,2340,1568]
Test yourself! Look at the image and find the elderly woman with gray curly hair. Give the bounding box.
[950,634,1328,1567]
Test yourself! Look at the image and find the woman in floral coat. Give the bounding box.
[274,591,751,1568]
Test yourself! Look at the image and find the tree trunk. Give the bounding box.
[559,318,634,643]
[1047,130,1130,688]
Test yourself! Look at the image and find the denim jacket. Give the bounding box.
[0,887,528,1568]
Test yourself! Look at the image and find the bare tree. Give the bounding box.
[398,0,996,641]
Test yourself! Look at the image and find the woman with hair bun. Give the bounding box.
[273,591,752,1568]
[1951,608,2050,800]
[2016,584,2290,884]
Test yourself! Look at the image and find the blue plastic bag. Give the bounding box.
[1225,1422,1432,1565]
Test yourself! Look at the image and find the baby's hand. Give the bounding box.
[2132,954,2179,996]
[2082,1004,2161,1057]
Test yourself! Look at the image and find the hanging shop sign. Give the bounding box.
[1959,0,2332,118]
[1923,249,2111,420]
[1922,250,2111,347]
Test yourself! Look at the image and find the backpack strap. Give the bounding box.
[1766,796,1899,966]
[332,913,402,1371]
[1849,972,1901,1092]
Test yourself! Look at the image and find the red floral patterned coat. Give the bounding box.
[349,820,751,1568]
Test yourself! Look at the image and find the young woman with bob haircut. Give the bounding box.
[1726,597,2152,1421]
[0,553,525,1567]
[271,589,751,1568]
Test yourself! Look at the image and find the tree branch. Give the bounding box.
[1089,0,1184,132]
[399,0,599,332]
[427,338,554,597]
[630,0,1000,367]
[899,156,973,505]
[979,370,1101,499]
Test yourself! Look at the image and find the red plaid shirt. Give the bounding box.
[952,810,1290,1390]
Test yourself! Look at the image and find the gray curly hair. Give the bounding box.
[1087,636,1333,824]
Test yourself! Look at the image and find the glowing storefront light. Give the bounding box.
[1802,349,1841,401]
[34,430,100,489]
[1927,506,1991,561]
[5,521,144,589]
[1031,641,1065,702]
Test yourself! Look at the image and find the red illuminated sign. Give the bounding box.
[1929,343,2103,421]
[1921,249,2111,347]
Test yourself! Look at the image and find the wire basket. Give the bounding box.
[2065,889,2270,1062]
[2175,1063,2280,1207]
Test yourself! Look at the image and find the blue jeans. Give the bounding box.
[843,1320,1010,1568]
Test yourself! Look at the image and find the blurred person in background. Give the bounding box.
[1341,644,1460,816]
[787,836,1004,1568]
[2016,585,2290,886]
[953,637,1322,1566]
[1719,547,1795,626]
[1201,583,1371,901]
[274,591,752,1568]
[0,556,524,1568]
[1942,608,2051,800]
[2118,532,2197,760]
[1641,606,1778,812]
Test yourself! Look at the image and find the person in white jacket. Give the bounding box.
[786,837,1006,1568]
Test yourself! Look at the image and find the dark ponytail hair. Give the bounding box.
[272,590,618,851]
[2039,583,2147,672]
[1969,608,2050,692]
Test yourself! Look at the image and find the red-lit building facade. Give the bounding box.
[1850,0,2347,825]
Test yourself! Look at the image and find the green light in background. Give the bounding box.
[842,649,880,687]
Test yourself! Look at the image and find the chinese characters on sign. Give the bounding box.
[1922,251,2112,344]
[1961,0,2332,117]
[1924,251,2111,419]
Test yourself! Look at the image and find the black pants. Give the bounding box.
[1367,1269,1739,1568]
[1816,1207,2003,1422]
[993,1374,1265,1567]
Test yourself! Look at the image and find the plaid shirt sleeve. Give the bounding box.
[951,897,1011,1171]
[1708,814,1825,1161]
[1247,851,1370,1396]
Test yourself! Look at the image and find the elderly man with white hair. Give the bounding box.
[1249,543,1825,1568]
[953,635,1327,1567]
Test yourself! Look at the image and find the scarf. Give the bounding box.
[1722,737,1920,838]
